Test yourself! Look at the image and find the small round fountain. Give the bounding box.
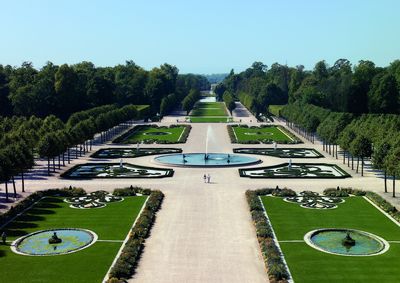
[304,228,389,256]
[12,228,97,256]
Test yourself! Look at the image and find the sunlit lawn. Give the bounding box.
[261,196,400,283]
[0,196,147,283]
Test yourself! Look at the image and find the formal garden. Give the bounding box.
[0,186,163,283]
[113,124,191,144]
[239,163,350,178]
[233,148,323,158]
[61,163,174,178]
[91,147,182,158]
[247,187,400,283]
[228,125,301,144]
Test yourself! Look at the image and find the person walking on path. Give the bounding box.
[203,174,207,183]
[1,231,6,245]
[207,173,211,183]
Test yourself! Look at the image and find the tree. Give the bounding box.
[368,73,399,114]
[55,64,81,119]
[385,146,400,197]
[222,91,236,115]
[350,135,372,176]
[372,140,391,192]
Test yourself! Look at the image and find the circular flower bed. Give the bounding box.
[284,191,344,209]
[11,228,97,256]
[65,191,123,209]
[304,228,389,256]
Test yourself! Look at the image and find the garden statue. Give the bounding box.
[342,231,356,248]
[48,232,62,244]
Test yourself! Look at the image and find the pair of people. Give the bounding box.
[203,174,211,183]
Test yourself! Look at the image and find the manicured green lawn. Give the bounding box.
[233,126,293,142]
[119,125,186,143]
[0,196,147,283]
[189,117,231,123]
[190,102,228,116]
[261,196,400,283]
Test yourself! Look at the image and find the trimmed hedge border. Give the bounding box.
[90,147,182,159]
[233,148,324,159]
[60,163,174,179]
[227,124,302,144]
[246,187,294,283]
[239,163,351,179]
[112,124,191,144]
[107,187,164,282]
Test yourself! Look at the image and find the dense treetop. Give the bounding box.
[216,59,400,115]
[0,61,210,120]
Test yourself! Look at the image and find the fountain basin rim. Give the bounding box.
[152,153,262,168]
[11,228,98,256]
[304,228,390,257]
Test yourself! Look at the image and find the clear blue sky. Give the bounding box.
[1,0,399,73]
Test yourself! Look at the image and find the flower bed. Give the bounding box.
[61,163,174,179]
[90,147,182,158]
[239,163,351,179]
[65,190,124,209]
[234,147,323,158]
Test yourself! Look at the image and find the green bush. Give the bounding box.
[108,189,164,281]
[246,189,290,282]
[323,187,366,197]
[366,192,398,214]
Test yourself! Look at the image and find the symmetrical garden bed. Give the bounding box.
[113,124,191,144]
[239,163,350,178]
[0,187,153,283]
[252,187,400,283]
[61,163,174,178]
[234,148,323,158]
[228,125,301,144]
[91,147,182,158]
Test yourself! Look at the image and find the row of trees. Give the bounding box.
[0,61,210,120]
[222,91,236,114]
[0,104,147,201]
[215,59,400,115]
[280,102,400,196]
[182,89,201,114]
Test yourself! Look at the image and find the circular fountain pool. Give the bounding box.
[12,228,97,256]
[154,153,261,167]
[304,228,389,256]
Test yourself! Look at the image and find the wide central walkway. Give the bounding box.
[130,123,268,283]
